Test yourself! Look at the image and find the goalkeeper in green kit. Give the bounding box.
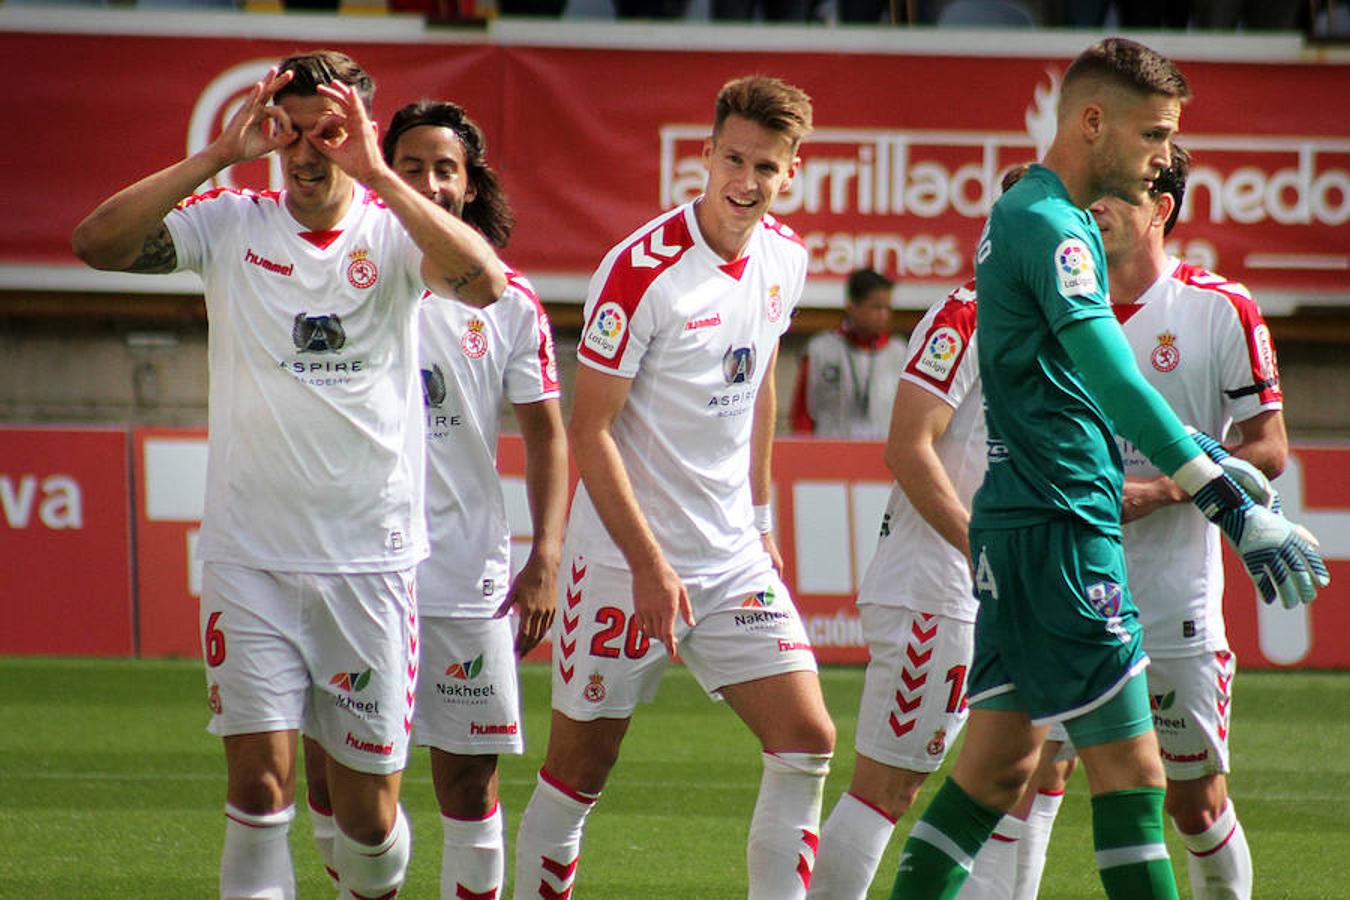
[888,37,1329,900]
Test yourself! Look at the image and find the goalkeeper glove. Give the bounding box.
[1186,428,1277,508]
[1191,473,1330,608]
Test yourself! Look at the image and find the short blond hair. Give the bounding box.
[714,75,814,151]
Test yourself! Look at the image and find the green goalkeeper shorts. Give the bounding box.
[967,518,1150,730]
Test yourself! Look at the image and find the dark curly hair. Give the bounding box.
[381,100,515,249]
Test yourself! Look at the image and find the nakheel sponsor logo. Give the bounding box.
[345,731,394,757]
[330,669,381,717]
[734,589,792,630]
[469,721,519,736]
[437,654,497,701]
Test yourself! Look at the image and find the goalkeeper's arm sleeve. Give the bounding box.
[1057,315,1217,489]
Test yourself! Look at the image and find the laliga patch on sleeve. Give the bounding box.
[914,326,963,383]
[1054,238,1098,297]
[583,301,628,360]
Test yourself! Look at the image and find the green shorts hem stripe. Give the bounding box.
[1032,656,1150,726]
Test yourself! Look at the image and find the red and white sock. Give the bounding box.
[333,804,411,900]
[513,769,598,899]
[747,752,830,900]
[1179,799,1252,900]
[806,791,896,899]
[1014,788,1065,900]
[221,803,296,900]
[960,813,1024,900]
[308,795,339,885]
[440,801,504,900]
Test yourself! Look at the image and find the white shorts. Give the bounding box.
[853,605,974,771]
[412,615,524,755]
[200,561,418,776]
[1148,650,1236,780]
[551,546,817,721]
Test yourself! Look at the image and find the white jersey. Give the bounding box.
[1115,258,1282,656]
[857,281,985,622]
[569,200,807,576]
[417,270,560,617]
[166,187,429,572]
[797,328,907,438]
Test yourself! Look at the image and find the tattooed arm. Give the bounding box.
[72,67,295,272]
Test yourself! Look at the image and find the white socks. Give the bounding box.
[747,752,831,900]
[440,802,505,900]
[959,814,1023,900]
[308,796,338,884]
[513,769,598,899]
[1178,800,1252,900]
[333,805,412,900]
[1014,788,1064,900]
[221,803,296,900]
[807,791,896,899]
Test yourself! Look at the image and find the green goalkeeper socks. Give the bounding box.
[888,777,1001,900]
[1092,788,1179,899]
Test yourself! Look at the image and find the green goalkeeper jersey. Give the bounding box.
[971,164,1124,535]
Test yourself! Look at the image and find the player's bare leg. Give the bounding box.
[808,755,927,899]
[513,712,630,899]
[1166,774,1251,899]
[430,750,504,900]
[722,670,836,900]
[963,739,1077,899]
[299,737,409,900]
[222,731,299,900]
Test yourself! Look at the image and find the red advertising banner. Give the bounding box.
[0,426,133,655]
[3,25,1346,306]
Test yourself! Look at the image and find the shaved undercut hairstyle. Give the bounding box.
[274,49,375,114]
[714,75,814,152]
[382,100,516,249]
[1060,37,1191,117]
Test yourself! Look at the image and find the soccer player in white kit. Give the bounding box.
[300,99,568,900]
[807,278,983,900]
[968,146,1287,900]
[512,75,836,900]
[71,52,509,900]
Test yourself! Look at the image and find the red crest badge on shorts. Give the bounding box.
[1151,332,1180,372]
[766,284,783,323]
[347,249,379,289]
[584,672,606,703]
[926,728,946,757]
[461,319,489,359]
[208,682,223,715]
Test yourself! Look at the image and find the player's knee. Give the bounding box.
[434,752,499,818]
[1164,785,1225,834]
[333,805,411,898]
[228,770,292,816]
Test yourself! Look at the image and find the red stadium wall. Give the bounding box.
[2,29,1346,307]
[3,427,1349,668]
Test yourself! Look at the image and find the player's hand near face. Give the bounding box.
[632,554,694,659]
[208,67,297,168]
[313,81,385,185]
[500,554,558,658]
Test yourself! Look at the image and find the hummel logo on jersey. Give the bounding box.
[684,313,723,332]
[243,248,294,277]
[422,364,447,407]
[292,313,346,353]
[629,228,683,269]
[722,345,757,385]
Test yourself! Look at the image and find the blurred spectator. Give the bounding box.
[790,268,907,438]
[712,0,808,21]
[1192,0,1300,28]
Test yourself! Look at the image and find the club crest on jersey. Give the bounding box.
[1151,332,1180,372]
[766,284,784,323]
[347,248,378,289]
[1086,581,1123,618]
[421,364,447,407]
[916,326,963,382]
[584,301,627,360]
[926,728,947,757]
[584,672,607,703]
[292,312,346,353]
[723,345,757,385]
[1054,238,1097,297]
[461,318,489,359]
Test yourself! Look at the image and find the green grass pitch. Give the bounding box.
[2,657,1347,898]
